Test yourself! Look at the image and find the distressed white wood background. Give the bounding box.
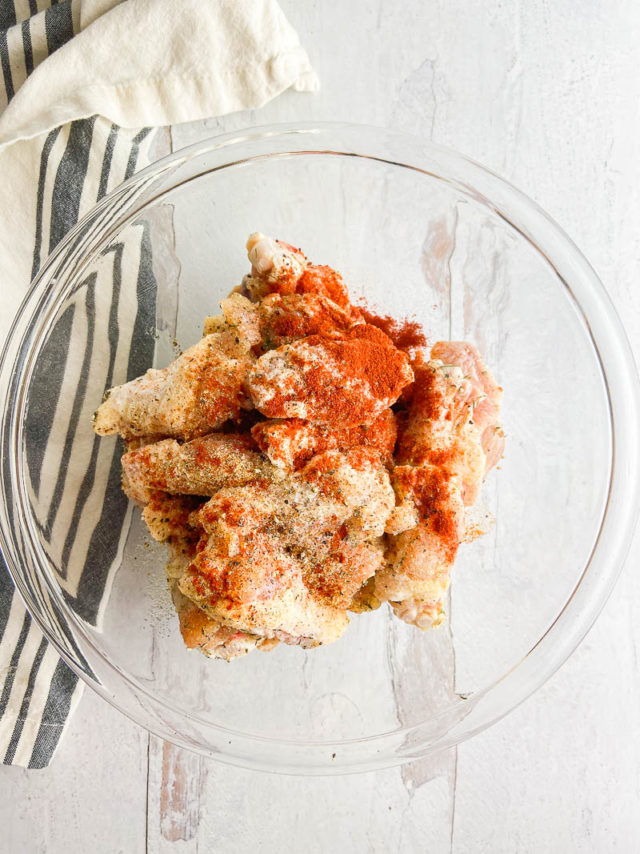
[2,1,640,851]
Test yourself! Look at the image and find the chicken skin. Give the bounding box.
[244,232,353,310]
[430,341,505,474]
[251,408,397,471]
[142,493,266,659]
[377,342,504,627]
[206,291,361,355]
[94,331,253,440]
[122,432,277,506]
[180,448,394,647]
[247,325,413,425]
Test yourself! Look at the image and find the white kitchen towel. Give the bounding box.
[0,0,317,768]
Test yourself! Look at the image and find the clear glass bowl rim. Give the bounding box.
[1,121,639,774]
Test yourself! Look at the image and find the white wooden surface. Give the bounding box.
[2,1,640,850]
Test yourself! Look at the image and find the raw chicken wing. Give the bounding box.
[251,408,397,470]
[142,493,270,660]
[179,448,394,647]
[94,332,253,440]
[244,233,352,309]
[122,432,277,505]
[377,342,503,627]
[247,325,413,425]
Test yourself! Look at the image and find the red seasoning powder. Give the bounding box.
[296,265,352,309]
[289,329,412,425]
[359,306,427,353]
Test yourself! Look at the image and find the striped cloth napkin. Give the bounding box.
[0,0,317,768]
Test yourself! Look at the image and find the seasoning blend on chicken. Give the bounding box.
[94,232,503,659]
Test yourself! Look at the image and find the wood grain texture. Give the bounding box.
[1,0,639,851]
[146,737,206,852]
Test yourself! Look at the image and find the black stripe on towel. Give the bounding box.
[44,275,96,541]
[50,598,91,675]
[124,128,153,180]
[0,565,16,640]
[3,636,48,764]
[65,440,130,622]
[44,1,73,57]
[31,126,63,280]
[25,304,75,499]
[21,18,33,76]
[0,612,31,717]
[0,26,14,101]
[27,657,78,769]
[48,117,96,254]
[97,124,119,199]
[0,2,17,31]
[0,324,26,644]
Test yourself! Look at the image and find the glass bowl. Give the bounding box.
[1,123,638,774]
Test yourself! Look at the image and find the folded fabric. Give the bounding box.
[0,0,318,149]
[0,0,317,768]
